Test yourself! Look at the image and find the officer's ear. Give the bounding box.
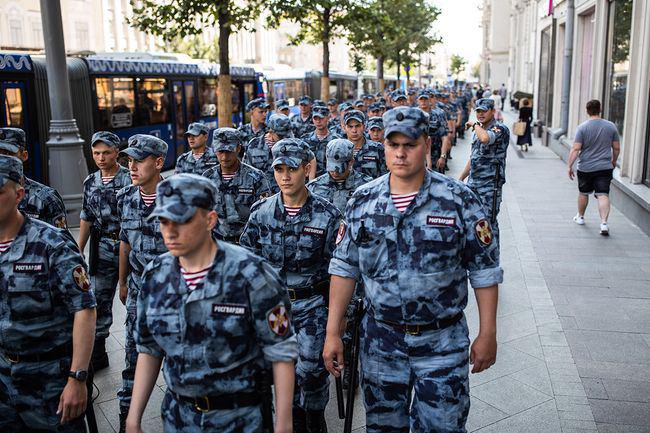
[18,148,28,163]
[155,156,165,170]
[205,209,218,231]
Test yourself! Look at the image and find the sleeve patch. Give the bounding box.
[72,265,91,292]
[475,219,493,246]
[267,304,290,336]
[54,216,67,229]
[336,221,346,245]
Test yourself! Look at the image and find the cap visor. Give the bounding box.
[326,161,349,174]
[120,148,151,160]
[147,204,196,223]
[272,156,301,168]
[214,144,237,153]
[0,142,20,154]
[385,126,418,140]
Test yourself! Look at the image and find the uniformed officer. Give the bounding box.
[116,134,169,431]
[367,102,383,118]
[343,110,387,179]
[240,139,342,433]
[329,102,353,139]
[323,107,503,433]
[391,90,409,107]
[202,128,271,243]
[291,96,315,138]
[0,127,68,229]
[174,122,218,175]
[0,155,97,432]
[327,98,339,129]
[307,139,372,214]
[366,117,384,143]
[362,94,375,110]
[354,99,366,114]
[125,174,298,433]
[302,105,340,177]
[418,92,450,172]
[239,98,270,153]
[313,99,326,107]
[459,98,509,249]
[276,99,290,116]
[407,88,417,107]
[77,131,131,370]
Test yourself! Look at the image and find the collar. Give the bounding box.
[276,190,314,224]
[168,244,224,301]
[379,171,432,218]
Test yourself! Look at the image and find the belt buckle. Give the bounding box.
[5,353,19,363]
[404,324,420,336]
[194,396,211,413]
[287,288,297,301]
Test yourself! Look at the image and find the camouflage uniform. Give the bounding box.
[291,96,315,138]
[343,110,386,179]
[116,135,168,415]
[174,123,218,175]
[136,174,298,433]
[302,106,340,177]
[80,132,132,344]
[467,99,510,247]
[202,128,271,242]
[239,98,270,154]
[328,102,352,139]
[240,139,341,426]
[0,155,96,433]
[243,114,293,194]
[329,108,503,433]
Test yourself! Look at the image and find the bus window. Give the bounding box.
[243,83,255,123]
[184,81,197,124]
[231,84,240,114]
[137,78,170,125]
[198,78,217,117]
[3,87,24,127]
[95,77,135,129]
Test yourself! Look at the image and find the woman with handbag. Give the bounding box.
[516,98,533,151]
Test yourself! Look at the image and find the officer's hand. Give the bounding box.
[119,282,128,305]
[323,334,344,377]
[57,379,87,424]
[568,167,575,180]
[274,418,293,433]
[436,157,446,171]
[125,418,144,433]
[470,333,497,374]
[465,121,474,130]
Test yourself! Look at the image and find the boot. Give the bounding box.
[92,338,109,371]
[119,408,128,433]
[293,406,308,433]
[306,410,327,433]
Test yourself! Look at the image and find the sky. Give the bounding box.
[430,0,483,65]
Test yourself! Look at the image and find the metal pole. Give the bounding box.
[558,0,575,135]
[40,0,88,226]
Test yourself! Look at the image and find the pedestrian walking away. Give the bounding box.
[516,98,533,152]
[125,173,298,433]
[0,154,97,433]
[567,99,620,236]
[323,106,503,433]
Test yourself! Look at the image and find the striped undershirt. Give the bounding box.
[192,152,204,160]
[266,138,276,150]
[353,148,361,157]
[391,192,418,213]
[221,171,237,181]
[101,176,115,185]
[285,206,302,217]
[181,266,211,291]
[140,188,157,206]
[0,239,13,253]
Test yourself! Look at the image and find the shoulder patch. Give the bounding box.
[336,221,346,245]
[475,219,493,246]
[267,304,290,336]
[72,265,91,292]
[54,215,67,229]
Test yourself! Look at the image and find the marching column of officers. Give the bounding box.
[0,84,511,433]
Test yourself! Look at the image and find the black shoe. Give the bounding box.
[306,410,327,433]
[92,338,109,371]
[119,409,128,433]
[293,407,308,433]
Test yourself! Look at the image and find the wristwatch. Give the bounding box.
[68,370,88,382]
[440,154,447,159]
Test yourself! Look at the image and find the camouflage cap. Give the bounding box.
[362,94,374,101]
[149,173,216,224]
[354,99,365,107]
[91,131,121,148]
[268,114,293,138]
[417,91,430,100]
[344,109,365,125]
[407,88,417,96]
[0,127,26,154]
[212,127,242,152]
[392,89,407,101]
[313,99,326,107]
[0,155,23,187]
[271,138,313,169]
[246,97,270,112]
[475,98,495,111]
[120,134,168,161]
[275,99,290,110]
[326,139,354,174]
[338,102,353,113]
[368,102,383,112]
[298,95,313,105]
[327,98,338,106]
[383,107,429,140]
[367,117,384,131]
[185,122,211,136]
[312,106,330,119]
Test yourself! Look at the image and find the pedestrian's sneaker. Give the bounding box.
[600,222,609,236]
[573,214,585,225]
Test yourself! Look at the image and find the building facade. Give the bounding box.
[481,0,511,89]
[493,0,650,234]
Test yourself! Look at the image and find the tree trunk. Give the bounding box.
[377,56,385,92]
[396,52,401,85]
[321,8,331,100]
[406,65,410,86]
[217,10,232,127]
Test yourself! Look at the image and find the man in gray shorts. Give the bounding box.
[567,99,620,236]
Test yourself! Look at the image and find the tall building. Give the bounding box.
[480,0,511,89]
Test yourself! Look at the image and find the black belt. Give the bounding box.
[374,312,463,336]
[287,280,329,301]
[101,230,120,241]
[1,344,71,364]
[172,391,260,413]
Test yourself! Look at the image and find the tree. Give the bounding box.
[128,0,262,127]
[450,54,468,80]
[266,0,354,100]
[165,35,219,63]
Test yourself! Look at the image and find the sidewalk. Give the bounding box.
[86,113,650,432]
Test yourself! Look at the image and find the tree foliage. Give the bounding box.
[450,54,468,78]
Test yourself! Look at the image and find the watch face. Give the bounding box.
[70,370,88,381]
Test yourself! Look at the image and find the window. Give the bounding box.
[184,81,196,124]
[94,77,135,129]
[241,83,255,123]
[75,22,89,50]
[137,78,169,125]
[198,78,218,117]
[604,0,632,144]
[9,19,22,47]
[32,22,43,47]
[3,87,24,127]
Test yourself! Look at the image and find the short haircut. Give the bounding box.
[586,100,601,116]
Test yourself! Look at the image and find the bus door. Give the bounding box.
[171,80,198,162]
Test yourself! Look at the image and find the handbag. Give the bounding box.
[513,121,527,136]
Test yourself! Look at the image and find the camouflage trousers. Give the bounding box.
[160,390,263,433]
[292,297,329,411]
[0,355,85,432]
[91,238,120,339]
[117,273,141,412]
[360,313,470,433]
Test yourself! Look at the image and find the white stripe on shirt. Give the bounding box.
[101,176,115,185]
[181,266,211,291]
[0,239,13,253]
[285,206,301,217]
[140,188,157,206]
[390,192,418,213]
